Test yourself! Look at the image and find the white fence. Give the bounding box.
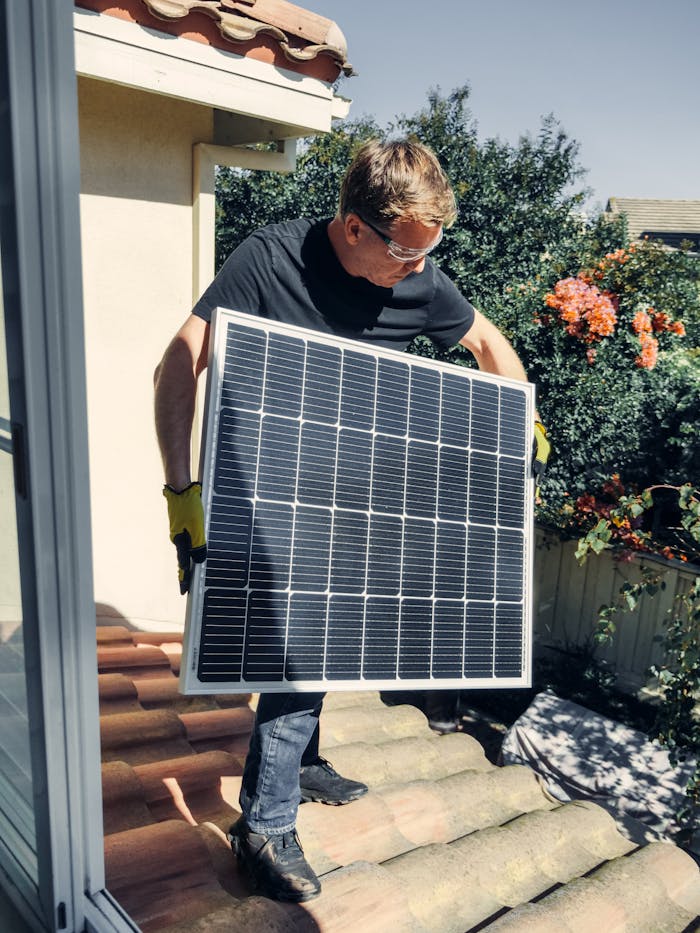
[533,526,699,692]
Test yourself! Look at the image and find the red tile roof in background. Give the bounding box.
[75,0,354,83]
[96,626,700,931]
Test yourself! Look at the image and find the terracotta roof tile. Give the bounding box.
[317,702,432,746]
[131,632,186,646]
[96,624,139,646]
[321,732,492,786]
[489,843,700,931]
[104,820,236,932]
[130,675,185,708]
[96,625,700,931]
[100,708,194,764]
[179,706,254,743]
[97,643,175,679]
[75,0,354,82]
[133,750,238,807]
[101,759,155,834]
[98,672,143,715]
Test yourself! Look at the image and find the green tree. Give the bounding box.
[395,87,588,313]
[213,85,700,548]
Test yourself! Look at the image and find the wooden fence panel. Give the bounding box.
[533,526,699,692]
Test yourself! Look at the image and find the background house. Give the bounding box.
[606,197,700,252]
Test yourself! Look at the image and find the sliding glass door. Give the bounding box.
[0,251,39,909]
[0,3,124,930]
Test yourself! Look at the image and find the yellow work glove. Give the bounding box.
[163,482,207,594]
[533,421,551,500]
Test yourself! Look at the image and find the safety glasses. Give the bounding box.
[360,216,443,263]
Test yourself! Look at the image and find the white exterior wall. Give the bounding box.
[79,77,212,628]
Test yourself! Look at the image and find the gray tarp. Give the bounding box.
[500,690,697,844]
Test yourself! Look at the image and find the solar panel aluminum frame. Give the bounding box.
[180,307,536,694]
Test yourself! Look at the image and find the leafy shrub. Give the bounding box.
[503,238,699,528]
[213,86,700,561]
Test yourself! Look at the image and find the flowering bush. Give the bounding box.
[539,246,687,372]
[496,232,700,534]
[572,477,699,565]
[543,276,618,342]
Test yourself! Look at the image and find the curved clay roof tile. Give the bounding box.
[144,0,218,20]
[141,0,354,75]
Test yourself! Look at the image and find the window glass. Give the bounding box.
[0,250,36,850]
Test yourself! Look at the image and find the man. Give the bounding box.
[154,139,549,903]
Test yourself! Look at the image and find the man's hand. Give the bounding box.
[533,421,551,500]
[163,482,207,594]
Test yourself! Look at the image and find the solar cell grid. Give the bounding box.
[181,309,534,693]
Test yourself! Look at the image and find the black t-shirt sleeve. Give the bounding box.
[422,266,475,348]
[191,231,271,323]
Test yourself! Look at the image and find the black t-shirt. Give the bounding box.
[192,218,474,350]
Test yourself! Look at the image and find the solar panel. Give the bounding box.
[180,308,535,694]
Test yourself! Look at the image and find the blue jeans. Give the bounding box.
[239,691,326,833]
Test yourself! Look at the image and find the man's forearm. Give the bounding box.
[459,310,540,419]
[468,331,529,382]
[154,337,199,490]
[459,311,528,382]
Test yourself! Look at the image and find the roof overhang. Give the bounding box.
[74,6,351,141]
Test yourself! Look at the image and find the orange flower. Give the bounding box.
[603,474,624,497]
[631,310,652,334]
[603,248,629,264]
[651,311,671,332]
[544,277,617,344]
[633,309,685,340]
[576,493,597,513]
[635,333,658,369]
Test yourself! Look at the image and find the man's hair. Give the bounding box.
[339,138,457,229]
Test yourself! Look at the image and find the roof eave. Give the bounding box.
[74,6,350,139]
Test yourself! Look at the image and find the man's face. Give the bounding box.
[349,216,443,288]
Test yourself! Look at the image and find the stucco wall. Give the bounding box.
[79,77,212,628]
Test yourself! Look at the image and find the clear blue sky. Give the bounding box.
[316,0,699,213]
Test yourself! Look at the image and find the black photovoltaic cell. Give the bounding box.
[340,351,376,431]
[409,367,441,441]
[371,435,406,514]
[187,311,533,691]
[364,597,399,679]
[298,422,335,507]
[376,359,409,436]
[303,343,340,423]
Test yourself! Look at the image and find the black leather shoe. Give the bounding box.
[299,757,368,805]
[228,818,321,902]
